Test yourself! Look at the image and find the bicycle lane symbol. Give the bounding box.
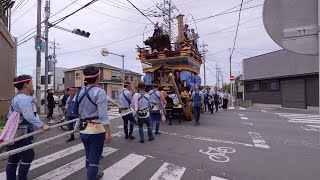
[199,147,236,163]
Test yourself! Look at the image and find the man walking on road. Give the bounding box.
[132,82,154,143]
[213,87,220,113]
[46,89,55,124]
[74,66,112,180]
[149,84,165,135]
[65,87,79,142]
[118,82,136,140]
[191,84,204,126]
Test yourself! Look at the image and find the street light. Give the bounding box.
[101,48,125,78]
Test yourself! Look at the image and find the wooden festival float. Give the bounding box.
[136,14,203,121]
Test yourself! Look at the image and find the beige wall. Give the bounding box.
[64,71,75,88]
[0,22,16,115]
[102,69,112,80]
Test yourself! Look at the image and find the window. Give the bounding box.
[111,86,119,99]
[62,78,65,84]
[41,75,51,85]
[125,76,129,81]
[75,72,81,80]
[111,71,120,79]
[262,80,280,91]
[130,76,133,81]
[246,81,260,92]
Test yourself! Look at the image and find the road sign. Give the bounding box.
[230,76,235,81]
[263,0,318,55]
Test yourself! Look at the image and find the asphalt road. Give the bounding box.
[0,107,319,180]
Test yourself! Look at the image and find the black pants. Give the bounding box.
[208,102,214,114]
[122,113,135,136]
[67,116,76,137]
[214,101,219,112]
[6,138,35,180]
[222,99,229,109]
[204,101,208,112]
[47,107,54,118]
[193,107,201,123]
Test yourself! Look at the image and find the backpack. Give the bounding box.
[73,86,97,117]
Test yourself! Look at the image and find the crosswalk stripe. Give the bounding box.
[211,176,228,180]
[149,162,186,180]
[288,120,320,124]
[102,153,146,180]
[35,147,118,180]
[248,132,270,149]
[0,143,84,179]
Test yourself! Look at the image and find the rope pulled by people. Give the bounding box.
[0,110,134,159]
[0,118,80,148]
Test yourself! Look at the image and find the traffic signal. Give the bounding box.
[35,38,42,51]
[72,29,90,38]
[35,38,45,52]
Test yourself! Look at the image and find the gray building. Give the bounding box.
[242,49,319,109]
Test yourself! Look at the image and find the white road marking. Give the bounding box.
[261,110,267,112]
[159,131,254,147]
[243,122,253,126]
[149,162,186,180]
[240,117,248,120]
[238,114,245,116]
[35,147,118,180]
[288,120,320,124]
[300,126,320,131]
[211,176,229,180]
[0,143,85,179]
[239,107,246,110]
[199,147,236,163]
[228,107,235,110]
[248,132,270,149]
[102,153,146,180]
[276,113,320,131]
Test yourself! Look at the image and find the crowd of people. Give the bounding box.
[0,65,231,180]
[202,86,231,114]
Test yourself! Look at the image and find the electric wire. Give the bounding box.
[230,0,244,61]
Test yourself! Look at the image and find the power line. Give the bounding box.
[202,16,262,37]
[50,0,79,18]
[230,0,244,61]
[58,29,154,55]
[11,2,37,25]
[12,0,31,16]
[126,0,155,25]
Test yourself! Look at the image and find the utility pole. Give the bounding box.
[200,42,208,86]
[228,48,233,106]
[168,0,172,40]
[44,0,50,113]
[50,39,59,93]
[36,0,42,114]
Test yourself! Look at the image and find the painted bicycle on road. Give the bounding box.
[199,147,236,162]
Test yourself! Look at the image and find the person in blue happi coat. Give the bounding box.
[191,84,204,126]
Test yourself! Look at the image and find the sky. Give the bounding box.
[12,0,281,86]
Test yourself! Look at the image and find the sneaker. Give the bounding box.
[155,132,162,135]
[148,137,154,141]
[48,120,56,124]
[140,140,145,143]
[128,135,136,140]
[97,171,104,179]
[125,135,129,139]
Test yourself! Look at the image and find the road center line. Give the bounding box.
[248,132,270,149]
[159,131,254,147]
[243,122,253,126]
[211,176,229,180]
